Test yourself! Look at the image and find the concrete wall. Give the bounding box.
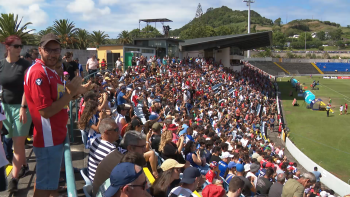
[214,47,230,67]
[286,138,350,196]
[181,50,205,58]
[0,44,97,65]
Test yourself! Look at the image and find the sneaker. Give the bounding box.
[18,164,29,178]
[8,178,18,192]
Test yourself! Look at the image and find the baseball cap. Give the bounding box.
[105,77,111,81]
[180,167,200,184]
[202,184,225,197]
[244,164,250,172]
[131,119,143,128]
[209,161,219,168]
[63,71,69,75]
[120,85,126,90]
[152,122,162,131]
[75,58,79,61]
[236,163,244,172]
[40,33,60,47]
[257,156,263,163]
[221,152,234,159]
[250,163,260,172]
[167,124,178,131]
[160,159,185,171]
[149,114,158,121]
[228,162,237,169]
[104,162,143,197]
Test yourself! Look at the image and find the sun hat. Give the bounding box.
[167,124,178,131]
[250,163,260,172]
[160,159,185,171]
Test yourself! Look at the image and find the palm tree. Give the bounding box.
[76,29,90,49]
[0,13,34,43]
[118,30,131,44]
[90,30,109,48]
[52,19,78,48]
[38,26,54,37]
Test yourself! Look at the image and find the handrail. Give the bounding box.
[64,131,77,197]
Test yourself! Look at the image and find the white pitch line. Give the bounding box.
[319,84,350,102]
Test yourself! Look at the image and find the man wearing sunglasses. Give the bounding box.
[104,162,148,197]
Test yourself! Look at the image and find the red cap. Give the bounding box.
[202,184,225,197]
[289,162,294,165]
[167,124,178,131]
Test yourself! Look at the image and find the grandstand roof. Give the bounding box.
[180,31,272,51]
[139,18,173,23]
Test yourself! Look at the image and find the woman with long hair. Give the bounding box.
[159,130,187,165]
[0,35,32,190]
[151,159,184,197]
[184,141,210,175]
[78,100,104,148]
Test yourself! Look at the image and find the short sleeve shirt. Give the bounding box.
[24,60,68,147]
[87,58,98,70]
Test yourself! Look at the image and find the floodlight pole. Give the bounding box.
[244,0,254,58]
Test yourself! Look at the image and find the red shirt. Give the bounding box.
[101,60,106,67]
[205,170,217,184]
[24,59,68,148]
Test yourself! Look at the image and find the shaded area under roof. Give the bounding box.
[139,18,173,23]
[180,31,272,51]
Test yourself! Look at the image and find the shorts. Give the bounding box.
[1,103,32,138]
[33,143,64,190]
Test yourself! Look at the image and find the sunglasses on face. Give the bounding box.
[127,180,147,190]
[11,44,23,49]
[43,47,61,54]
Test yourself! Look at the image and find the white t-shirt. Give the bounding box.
[246,172,258,187]
[116,60,121,67]
[0,103,9,168]
[87,58,99,70]
[115,113,126,132]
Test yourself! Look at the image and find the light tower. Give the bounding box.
[243,0,255,58]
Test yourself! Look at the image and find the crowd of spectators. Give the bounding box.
[0,33,337,197]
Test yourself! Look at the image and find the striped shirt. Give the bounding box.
[88,137,116,181]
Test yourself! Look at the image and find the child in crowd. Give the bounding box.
[205,161,222,185]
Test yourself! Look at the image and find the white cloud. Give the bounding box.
[67,0,111,20]
[0,1,48,27]
[98,0,120,5]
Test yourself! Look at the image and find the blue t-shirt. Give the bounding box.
[78,63,83,76]
[312,171,321,182]
[186,152,199,168]
[186,134,195,142]
[117,91,126,105]
[218,161,228,177]
[226,174,234,183]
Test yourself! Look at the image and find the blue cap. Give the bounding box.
[180,167,200,184]
[236,163,244,172]
[104,162,143,197]
[228,162,237,169]
[149,114,158,121]
[154,98,161,103]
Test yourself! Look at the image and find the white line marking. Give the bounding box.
[319,84,350,102]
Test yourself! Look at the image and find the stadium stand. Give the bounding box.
[279,63,320,75]
[249,61,287,76]
[316,62,350,74]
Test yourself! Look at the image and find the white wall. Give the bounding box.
[286,138,350,196]
[214,47,230,68]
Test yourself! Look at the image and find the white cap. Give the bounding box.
[244,164,250,172]
[221,152,234,159]
[320,191,328,197]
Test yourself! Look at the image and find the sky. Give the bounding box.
[0,0,348,38]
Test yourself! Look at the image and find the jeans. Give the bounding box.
[0,166,6,191]
[2,135,13,161]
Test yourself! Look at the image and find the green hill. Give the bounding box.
[170,6,272,38]
[170,6,350,41]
